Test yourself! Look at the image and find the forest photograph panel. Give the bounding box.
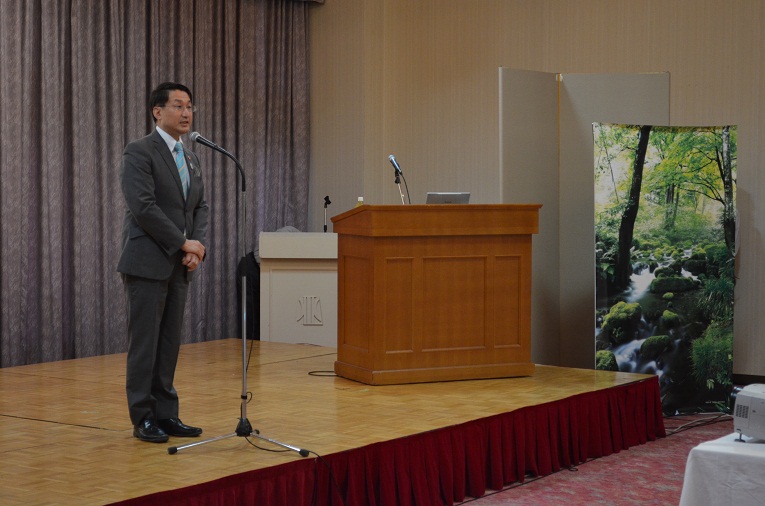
[594,124,736,415]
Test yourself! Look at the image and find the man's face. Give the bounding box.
[153,90,193,140]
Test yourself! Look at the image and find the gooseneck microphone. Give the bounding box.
[388,154,403,175]
[190,131,231,155]
[189,131,246,190]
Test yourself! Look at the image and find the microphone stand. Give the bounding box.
[388,155,410,205]
[395,173,406,205]
[169,141,308,458]
[323,195,331,232]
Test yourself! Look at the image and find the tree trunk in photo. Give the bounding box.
[719,126,736,256]
[615,125,653,289]
[663,183,678,230]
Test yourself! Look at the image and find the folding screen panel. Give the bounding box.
[500,69,670,369]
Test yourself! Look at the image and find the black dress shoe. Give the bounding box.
[133,418,169,443]
[158,418,203,437]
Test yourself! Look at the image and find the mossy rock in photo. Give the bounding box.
[654,266,676,278]
[596,350,619,371]
[640,334,672,361]
[682,258,707,276]
[649,275,697,294]
[600,301,642,345]
[660,310,682,331]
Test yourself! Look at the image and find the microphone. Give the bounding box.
[190,131,223,152]
[388,154,403,175]
[388,154,407,205]
[189,132,246,191]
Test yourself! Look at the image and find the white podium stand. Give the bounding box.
[258,232,338,347]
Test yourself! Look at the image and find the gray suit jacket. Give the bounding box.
[117,129,209,281]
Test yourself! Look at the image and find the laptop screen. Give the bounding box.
[425,192,470,204]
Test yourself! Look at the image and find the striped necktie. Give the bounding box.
[174,142,190,199]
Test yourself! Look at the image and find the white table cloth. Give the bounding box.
[679,432,765,506]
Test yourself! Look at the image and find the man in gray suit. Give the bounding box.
[118,82,209,443]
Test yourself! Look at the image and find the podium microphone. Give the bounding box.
[388,154,403,175]
[388,154,407,205]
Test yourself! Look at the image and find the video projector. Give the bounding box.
[733,383,765,441]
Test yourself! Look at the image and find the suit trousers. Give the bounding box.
[124,258,189,425]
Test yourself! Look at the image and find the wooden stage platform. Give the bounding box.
[0,339,665,505]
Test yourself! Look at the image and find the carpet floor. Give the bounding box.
[458,414,733,506]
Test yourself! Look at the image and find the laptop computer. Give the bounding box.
[425,192,470,204]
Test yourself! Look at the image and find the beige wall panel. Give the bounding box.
[558,73,670,368]
[309,0,765,376]
[308,0,370,230]
[499,68,559,365]
[379,1,503,206]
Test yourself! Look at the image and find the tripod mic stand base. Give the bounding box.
[168,418,309,457]
[236,417,255,437]
[168,418,258,454]
[168,431,237,454]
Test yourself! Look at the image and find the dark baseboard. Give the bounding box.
[733,374,765,386]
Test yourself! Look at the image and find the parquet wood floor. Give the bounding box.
[0,339,652,505]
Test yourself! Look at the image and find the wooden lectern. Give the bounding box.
[331,204,541,385]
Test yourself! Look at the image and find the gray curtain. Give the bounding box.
[0,0,319,367]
